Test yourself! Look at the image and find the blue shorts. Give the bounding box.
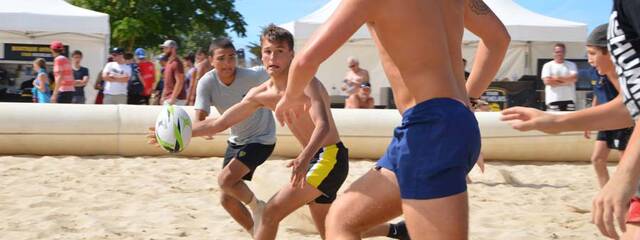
[376,98,481,199]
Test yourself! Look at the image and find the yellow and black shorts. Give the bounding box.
[306,142,349,204]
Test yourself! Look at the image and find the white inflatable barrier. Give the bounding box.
[0,103,615,161]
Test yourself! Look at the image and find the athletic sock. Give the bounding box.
[387,221,410,240]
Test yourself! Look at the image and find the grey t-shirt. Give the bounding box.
[195,66,276,145]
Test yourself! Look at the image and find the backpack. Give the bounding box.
[127,63,144,96]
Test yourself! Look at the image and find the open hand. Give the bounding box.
[501,107,560,134]
[287,157,309,189]
[592,171,638,239]
[147,127,159,146]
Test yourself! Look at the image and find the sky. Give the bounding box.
[228,0,612,59]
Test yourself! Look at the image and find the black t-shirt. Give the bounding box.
[610,0,640,119]
[72,66,89,97]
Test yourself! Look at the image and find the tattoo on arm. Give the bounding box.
[470,0,490,15]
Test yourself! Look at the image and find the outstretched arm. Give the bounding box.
[464,0,511,98]
[501,96,633,133]
[191,88,264,138]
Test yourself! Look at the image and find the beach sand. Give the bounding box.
[0,156,606,239]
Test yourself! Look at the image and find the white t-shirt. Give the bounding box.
[541,60,577,104]
[102,62,131,95]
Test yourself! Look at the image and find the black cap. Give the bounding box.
[110,47,125,54]
[587,24,608,47]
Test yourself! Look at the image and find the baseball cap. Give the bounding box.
[156,54,168,62]
[110,47,125,55]
[134,48,146,59]
[50,41,64,50]
[159,40,178,49]
[587,24,608,47]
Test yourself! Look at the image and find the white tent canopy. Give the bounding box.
[280,0,588,105]
[0,0,110,103]
[0,0,109,38]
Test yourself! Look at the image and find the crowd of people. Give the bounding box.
[30,39,213,107]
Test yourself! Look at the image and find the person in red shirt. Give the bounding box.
[50,41,75,103]
[159,40,186,105]
[135,48,156,105]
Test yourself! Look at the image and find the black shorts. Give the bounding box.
[223,141,275,181]
[57,91,74,103]
[546,100,575,111]
[597,127,634,150]
[306,142,349,204]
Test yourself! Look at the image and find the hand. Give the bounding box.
[287,157,310,189]
[584,130,591,139]
[164,99,176,105]
[147,127,159,146]
[500,107,560,134]
[275,94,310,127]
[592,170,638,239]
[50,95,57,103]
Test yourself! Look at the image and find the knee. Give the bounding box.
[261,203,286,226]
[591,154,608,165]
[217,174,236,192]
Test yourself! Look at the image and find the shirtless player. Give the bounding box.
[274,0,509,239]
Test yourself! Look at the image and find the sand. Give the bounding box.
[0,155,607,240]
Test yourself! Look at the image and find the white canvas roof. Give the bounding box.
[281,0,587,42]
[0,0,109,37]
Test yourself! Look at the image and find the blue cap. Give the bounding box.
[134,48,146,59]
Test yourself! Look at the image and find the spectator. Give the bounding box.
[187,48,212,105]
[50,41,75,103]
[541,43,578,111]
[125,53,146,105]
[135,48,155,105]
[183,52,196,104]
[32,58,51,103]
[101,47,131,105]
[71,50,89,104]
[150,54,168,105]
[94,57,113,104]
[345,82,374,109]
[159,40,186,105]
[342,57,369,96]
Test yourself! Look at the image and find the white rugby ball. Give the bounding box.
[155,104,192,153]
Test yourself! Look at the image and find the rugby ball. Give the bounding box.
[155,104,192,153]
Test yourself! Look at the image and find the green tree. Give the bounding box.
[247,41,262,65]
[69,0,247,53]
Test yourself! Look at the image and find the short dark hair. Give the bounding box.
[124,53,134,60]
[260,24,294,50]
[209,37,236,55]
[554,43,566,52]
[184,53,195,63]
[590,46,609,55]
[72,50,83,57]
[196,48,208,56]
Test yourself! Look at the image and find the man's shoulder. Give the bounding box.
[198,70,218,85]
